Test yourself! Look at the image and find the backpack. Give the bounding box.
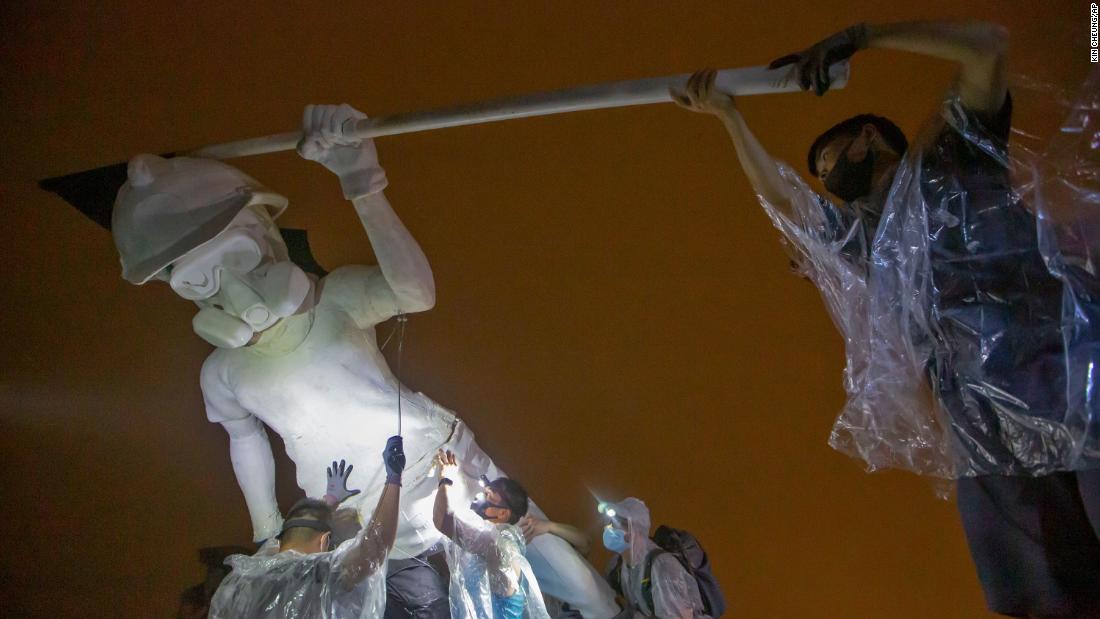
[606,525,726,618]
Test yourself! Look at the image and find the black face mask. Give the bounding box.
[470,498,509,521]
[824,136,876,202]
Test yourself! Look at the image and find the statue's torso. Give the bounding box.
[202,271,460,556]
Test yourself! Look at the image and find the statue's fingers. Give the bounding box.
[687,70,705,98]
[669,89,693,108]
[702,69,717,95]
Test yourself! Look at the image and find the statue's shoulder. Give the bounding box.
[317,264,382,304]
[320,264,379,286]
[199,349,231,387]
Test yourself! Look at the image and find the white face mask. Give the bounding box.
[166,210,313,348]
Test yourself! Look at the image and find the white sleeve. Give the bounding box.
[200,356,251,423]
[321,265,402,329]
[650,554,703,619]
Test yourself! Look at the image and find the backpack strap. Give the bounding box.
[667,547,696,576]
[640,548,666,616]
[607,554,624,597]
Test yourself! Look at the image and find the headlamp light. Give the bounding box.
[597,502,617,518]
[597,501,623,527]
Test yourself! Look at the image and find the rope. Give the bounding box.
[378,321,399,352]
[394,314,408,437]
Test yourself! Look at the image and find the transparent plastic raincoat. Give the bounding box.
[606,498,707,619]
[760,68,1100,479]
[446,510,550,619]
[209,532,387,618]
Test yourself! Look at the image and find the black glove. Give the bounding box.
[383,435,406,484]
[769,23,869,96]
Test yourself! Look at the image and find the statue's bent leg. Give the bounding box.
[525,531,620,619]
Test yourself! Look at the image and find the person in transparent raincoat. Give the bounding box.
[601,498,707,619]
[209,437,404,618]
[673,20,1100,617]
[432,450,550,619]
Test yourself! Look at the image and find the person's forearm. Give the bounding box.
[351,192,436,312]
[865,21,1008,112]
[366,482,401,554]
[717,108,793,208]
[866,21,1006,65]
[433,483,456,539]
[547,522,590,555]
[343,482,400,585]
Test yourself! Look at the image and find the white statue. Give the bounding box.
[111,104,619,618]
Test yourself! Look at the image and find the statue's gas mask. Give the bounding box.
[167,208,312,348]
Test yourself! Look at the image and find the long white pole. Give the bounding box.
[189,63,848,160]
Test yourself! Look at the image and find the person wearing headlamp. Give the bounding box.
[600,499,707,619]
[433,450,550,619]
[209,436,405,617]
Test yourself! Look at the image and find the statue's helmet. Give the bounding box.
[111,154,288,284]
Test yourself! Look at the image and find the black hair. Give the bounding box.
[487,478,529,524]
[807,114,908,177]
[279,498,334,545]
[330,507,363,548]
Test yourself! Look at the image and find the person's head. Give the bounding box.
[277,498,334,554]
[330,507,363,548]
[475,478,529,525]
[807,114,908,203]
[599,498,651,560]
[112,154,314,349]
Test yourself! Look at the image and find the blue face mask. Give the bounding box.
[603,526,629,553]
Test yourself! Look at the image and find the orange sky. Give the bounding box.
[0,2,1089,616]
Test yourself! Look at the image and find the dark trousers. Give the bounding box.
[385,551,451,619]
[958,470,1100,617]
